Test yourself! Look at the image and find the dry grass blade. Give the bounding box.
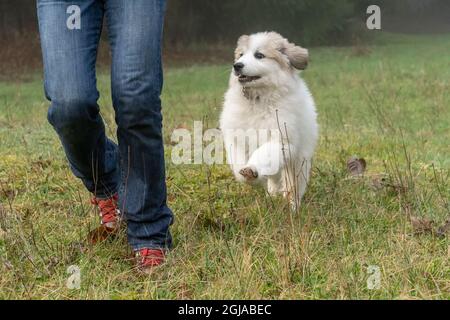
[0,203,7,236]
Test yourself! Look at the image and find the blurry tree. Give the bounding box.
[0,0,448,45]
[0,0,37,39]
[164,0,362,46]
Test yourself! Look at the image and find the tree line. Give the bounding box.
[1,0,449,46]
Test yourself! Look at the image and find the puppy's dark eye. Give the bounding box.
[239,53,244,57]
[254,52,265,59]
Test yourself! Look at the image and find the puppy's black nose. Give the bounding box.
[233,62,244,72]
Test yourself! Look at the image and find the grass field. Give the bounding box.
[0,33,449,299]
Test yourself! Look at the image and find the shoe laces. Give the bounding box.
[136,248,166,267]
[91,194,119,225]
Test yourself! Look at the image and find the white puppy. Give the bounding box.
[220,32,318,207]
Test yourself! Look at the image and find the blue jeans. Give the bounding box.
[37,0,173,250]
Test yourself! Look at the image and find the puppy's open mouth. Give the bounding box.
[237,75,261,83]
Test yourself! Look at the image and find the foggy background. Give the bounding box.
[1,0,449,77]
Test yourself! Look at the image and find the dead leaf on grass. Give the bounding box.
[410,215,450,238]
[370,174,389,190]
[410,216,434,235]
[436,219,450,238]
[87,225,118,245]
[347,157,366,176]
[371,174,407,195]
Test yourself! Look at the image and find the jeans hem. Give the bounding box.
[131,242,172,251]
[93,187,119,200]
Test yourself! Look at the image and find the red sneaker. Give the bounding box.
[88,194,121,244]
[135,248,166,272]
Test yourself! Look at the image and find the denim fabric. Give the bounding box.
[37,0,173,250]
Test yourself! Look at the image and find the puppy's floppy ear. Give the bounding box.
[283,43,309,70]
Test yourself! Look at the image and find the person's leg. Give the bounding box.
[37,0,119,199]
[105,0,173,251]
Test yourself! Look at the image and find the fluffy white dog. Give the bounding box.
[220,32,318,207]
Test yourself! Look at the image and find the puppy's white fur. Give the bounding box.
[220,32,318,206]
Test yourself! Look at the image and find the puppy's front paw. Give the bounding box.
[239,166,258,182]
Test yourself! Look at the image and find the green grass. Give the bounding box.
[0,33,449,299]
